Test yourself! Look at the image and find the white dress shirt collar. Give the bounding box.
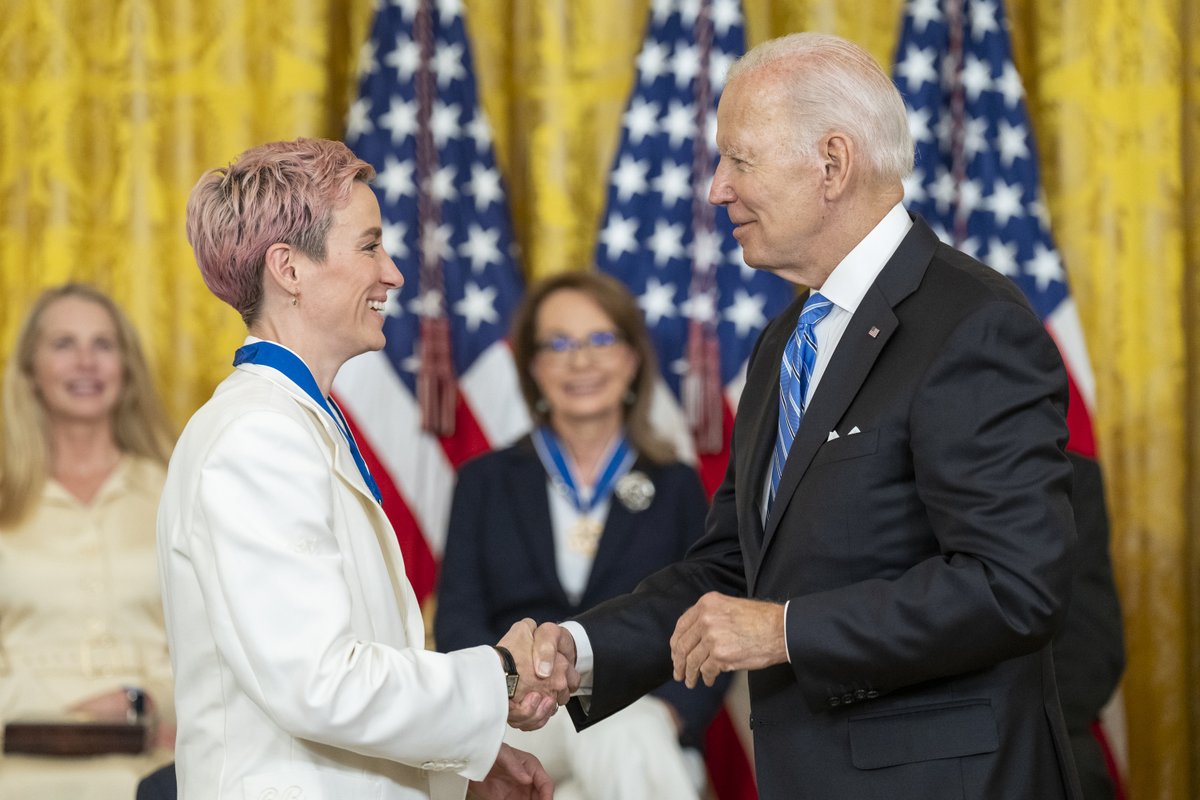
[814,202,913,315]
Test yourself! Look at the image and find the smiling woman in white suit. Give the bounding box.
[158,138,563,800]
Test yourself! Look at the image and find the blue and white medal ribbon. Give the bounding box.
[233,341,382,504]
[532,426,634,556]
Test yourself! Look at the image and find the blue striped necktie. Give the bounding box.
[769,292,833,511]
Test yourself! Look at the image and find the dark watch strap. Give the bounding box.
[493,646,519,698]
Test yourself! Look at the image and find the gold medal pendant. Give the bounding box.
[568,516,604,557]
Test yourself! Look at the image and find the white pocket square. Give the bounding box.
[847,426,861,435]
[826,430,840,442]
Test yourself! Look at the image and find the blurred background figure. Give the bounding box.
[436,272,728,800]
[1055,452,1126,800]
[0,283,176,798]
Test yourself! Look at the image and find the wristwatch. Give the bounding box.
[493,646,519,699]
[123,686,146,724]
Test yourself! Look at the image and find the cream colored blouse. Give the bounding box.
[0,455,174,724]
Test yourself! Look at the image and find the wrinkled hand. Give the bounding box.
[531,622,577,684]
[498,619,578,731]
[670,592,788,688]
[468,743,553,800]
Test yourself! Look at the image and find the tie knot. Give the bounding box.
[798,292,833,328]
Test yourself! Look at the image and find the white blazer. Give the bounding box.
[158,360,507,800]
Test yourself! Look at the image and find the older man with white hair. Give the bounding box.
[532,32,1083,800]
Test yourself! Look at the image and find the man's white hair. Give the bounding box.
[726,32,914,185]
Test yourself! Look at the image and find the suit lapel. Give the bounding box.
[753,218,939,583]
[359,489,423,643]
[757,291,898,560]
[311,404,423,641]
[508,440,572,605]
[236,362,380,507]
[234,363,421,642]
[736,301,800,568]
[583,457,650,600]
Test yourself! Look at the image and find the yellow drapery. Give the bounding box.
[0,1,1194,797]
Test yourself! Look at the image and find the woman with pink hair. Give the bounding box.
[160,137,563,800]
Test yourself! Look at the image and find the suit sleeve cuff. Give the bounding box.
[784,599,793,663]
[560,621,593,695]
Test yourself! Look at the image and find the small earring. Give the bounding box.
[534,398,549,414]
[291,294,298,307]
[623,389,636,405]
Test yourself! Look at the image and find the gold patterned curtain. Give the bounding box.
[0,0,370,417]
[1,1,1195,797]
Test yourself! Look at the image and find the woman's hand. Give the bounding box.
[69,688,175,751]
[68,688,144,722]
[151,721,177,752]
[468,743,553,799]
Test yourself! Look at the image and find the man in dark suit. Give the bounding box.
[530,31,1083,800]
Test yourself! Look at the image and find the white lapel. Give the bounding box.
[234,362,425,647]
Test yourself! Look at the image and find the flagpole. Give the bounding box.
[414,0,457,435]
[945,0,970,247]
[683,0,724,454]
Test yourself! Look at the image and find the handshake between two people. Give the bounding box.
[496,619,579,731]
[495,593,789,731]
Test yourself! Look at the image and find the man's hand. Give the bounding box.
[670,592,788,687]
[531,622,577,682]
[468,743,553,800]
[498,619,578,730]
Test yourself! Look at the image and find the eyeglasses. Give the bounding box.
[535,330,624,359]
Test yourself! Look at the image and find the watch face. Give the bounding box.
[506,674,519,699]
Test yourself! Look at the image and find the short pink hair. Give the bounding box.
[185,138,375,325]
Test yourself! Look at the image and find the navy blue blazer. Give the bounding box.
[434,436,726,747]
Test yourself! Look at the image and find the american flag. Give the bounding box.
[595,0,783,796]
[334,0,529,602]
[892,0,1125,792]
[891,0,1096,456]
[596,0,794,497]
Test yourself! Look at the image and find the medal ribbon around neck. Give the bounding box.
[234,341,382,504]
[532,426,634,518]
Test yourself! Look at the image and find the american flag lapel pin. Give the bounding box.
[868,326,880,338]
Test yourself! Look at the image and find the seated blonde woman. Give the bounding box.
[0,283,176,799]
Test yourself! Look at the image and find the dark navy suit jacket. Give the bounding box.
[1054,453,1124,800]
[136,763,176,800]
[570,217,1085,799]
[434,437,726,747]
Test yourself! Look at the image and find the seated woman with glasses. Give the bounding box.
[436,272,727,800]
